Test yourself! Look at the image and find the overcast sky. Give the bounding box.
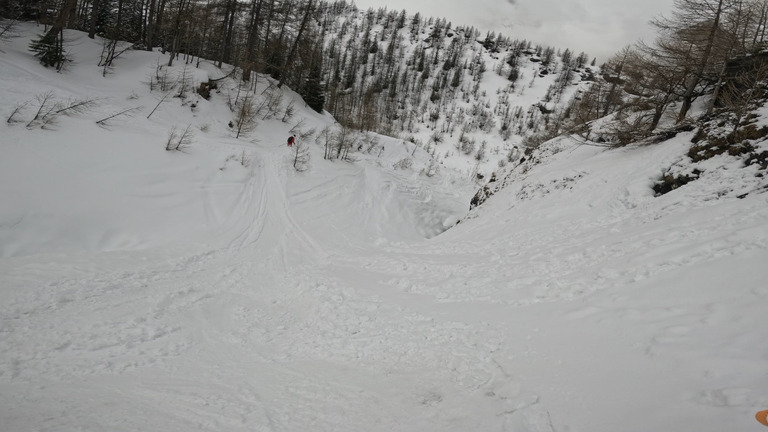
[351,0,675,62]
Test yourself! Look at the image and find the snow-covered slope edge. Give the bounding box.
[447,131,768,430]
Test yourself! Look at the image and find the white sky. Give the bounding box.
[351,0,675,62]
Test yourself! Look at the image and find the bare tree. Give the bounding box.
[333,123,355,160]
[167,0,191,67]
[291,138,310,171]
[316,125,334,159]
[278,0,315,88]
[6,101,27,124]
[260,86,284,119]
[282,100,296,122]
[601,47,632,117]
[176,63,193,97]
[233,92,259,138]
[630,42,690,132]
[217,0,239,68]
[24,92,98,129]
[242,0,265,82]
[719,57,768,134]
[25,91,57,128]
[166,124,194,151]
[651,0,736,122]
[99,39,133,77]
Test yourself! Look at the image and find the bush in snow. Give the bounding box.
[458,132,476,155]
[475,141,487,161]
[13,92,99,129]
[393,158,413,170]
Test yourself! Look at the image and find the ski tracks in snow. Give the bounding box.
[5,134,766,431]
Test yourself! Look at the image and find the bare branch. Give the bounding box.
[147,92,171,119]
[166,125,194,151]
[282,101,296,122]
[96,107,143,126]
[0,17,20,45]
[25,92,56,129]
[54,97,101,116]
[6,101,28,124]
[290,119,306,134]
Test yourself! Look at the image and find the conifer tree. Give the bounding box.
[29,0,77,70]
[302,61,325,113]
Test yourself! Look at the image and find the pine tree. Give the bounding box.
[302,61,325,113]
[29,0,78,70]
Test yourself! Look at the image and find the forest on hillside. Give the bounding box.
[2,0,768,158]
[0,0,590,152]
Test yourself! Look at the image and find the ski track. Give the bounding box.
[3,137,768,432]
[0,140,527,432]
[3,138,768,431]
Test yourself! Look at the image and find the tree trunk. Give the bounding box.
[263,0,276,52]
[677,0,724,123]
[167,0,187,66]
[603,49,628,117]
[217,0,237,68]
[65,0,78,28]
[274,0,292,49]
[36,0,78,69]
[88,0,101,38]
[114,0,124,39]
[156,0,167,51]
[242,0,264,82]
[705,53,732,116]
[278,0,314,88]
[145,0,156,49]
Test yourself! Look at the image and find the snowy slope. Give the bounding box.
[2,25,768,432]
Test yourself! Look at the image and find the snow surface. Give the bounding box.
[2,25,768,432]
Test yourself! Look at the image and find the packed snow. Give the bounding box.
[1,24,767,432]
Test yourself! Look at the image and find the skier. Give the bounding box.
[287,135,295,147]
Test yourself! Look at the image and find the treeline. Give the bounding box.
[2,0,327,111]
[1,0,589,148]
[571,0,768,145]
[319,7,592,142]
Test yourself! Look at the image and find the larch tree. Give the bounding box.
[652,0,733,122]
[278,0,314,88]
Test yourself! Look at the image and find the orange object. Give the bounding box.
[757,409,768,427]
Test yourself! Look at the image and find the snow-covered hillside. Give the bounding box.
[2,24,767,432]
[318,5,594,179]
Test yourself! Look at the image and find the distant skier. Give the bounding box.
[287,135,295,147]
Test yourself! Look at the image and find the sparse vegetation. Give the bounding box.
[165,125,194,151]
[7,92,99,129]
